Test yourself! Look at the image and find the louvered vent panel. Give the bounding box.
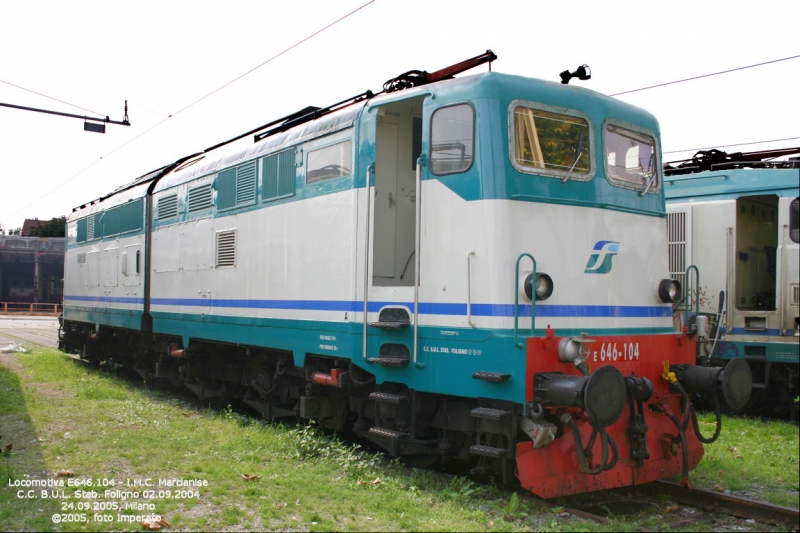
[158,194,178,219]
[216,230,236,267]
[277,150,295,197]
[188,184,213,213]
[236,162,257,205]
[262,149,295,201]
[87,215,96,240]
[792,285,799,306]
[263,154,279,200]
[667,211,686,290]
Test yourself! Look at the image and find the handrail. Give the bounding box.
[467,251,476,328]
[514,253,536,349]
[0,302,63,316]
[362,164,374,362]
[413,156,425,365]
[684,264,700,331]
[779,223,788,335]
[665,174,728,185]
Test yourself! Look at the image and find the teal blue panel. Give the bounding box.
[262,149,295,201]
[262,153,278,199]
[102,199,143,237]
[216,169,237,210]
[278,150,295,197]
[63,307,143,331]
[76,218,87,243]
[236,161,257,205]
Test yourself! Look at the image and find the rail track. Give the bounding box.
[542,480,799,531]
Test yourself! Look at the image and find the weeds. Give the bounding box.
[285,422,384,475]
[442,475,484,501]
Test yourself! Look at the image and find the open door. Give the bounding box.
[373,98,424,287]
[735,195,778,316]
[362,96,426,365]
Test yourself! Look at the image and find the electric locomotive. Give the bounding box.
[60,52,751,498]
[665,148,800,418]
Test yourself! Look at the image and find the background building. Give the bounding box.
[0,235,64,304]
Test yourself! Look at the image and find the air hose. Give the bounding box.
[664,409,691,487]
[690,395,722,443]
[673,380,722,444]
[565,418,618,475]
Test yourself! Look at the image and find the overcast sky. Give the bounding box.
[1,0,798,233]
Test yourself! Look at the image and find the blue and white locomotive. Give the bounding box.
[61,52,750,497]
[665,148,799,418]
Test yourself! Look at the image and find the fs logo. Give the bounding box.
[584,240,620,274]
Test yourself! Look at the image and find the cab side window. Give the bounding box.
[430,104,474,175]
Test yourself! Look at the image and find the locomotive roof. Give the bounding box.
[70,70,661,219]
[665,167,800,201]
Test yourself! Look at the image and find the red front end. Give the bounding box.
[517,330,702,498]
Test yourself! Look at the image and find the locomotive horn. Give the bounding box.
[670,358,752,411]
[560,64,591,84]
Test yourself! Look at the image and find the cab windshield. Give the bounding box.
[605,124,658,191]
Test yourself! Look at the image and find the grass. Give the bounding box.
[1,345,797,532]
[690,410,800,507]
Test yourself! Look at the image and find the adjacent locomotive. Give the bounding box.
[665,148,800,418]
[60,52,751,498]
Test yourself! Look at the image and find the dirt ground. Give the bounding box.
[0,316,59,350]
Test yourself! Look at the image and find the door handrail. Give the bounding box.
[684,264,700,331]
[514,253,536,349]
[413,155,425,365]
[362,164,374,362]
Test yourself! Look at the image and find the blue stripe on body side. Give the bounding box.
[67,295,672,318]
[65,295,144,305]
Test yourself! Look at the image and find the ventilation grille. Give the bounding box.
[188,184,213,213]
[263,149,296,201]
[77,253,86,264]
[236,161,257,205]
[87,215,96,240]
[216,230,236,267]
[667,211,687,289]
[792,285,799,306]
[158,194,178,219]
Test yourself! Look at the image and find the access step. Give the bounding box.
[472,371,511,382]
[369,427,407,441]
[369,392,407,404]
[369,308,411,329]
[368,321,410,330]
[367,356,410,367]
[469,444,509,458]
[470,407,511,421]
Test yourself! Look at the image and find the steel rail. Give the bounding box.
[645,480,799,529]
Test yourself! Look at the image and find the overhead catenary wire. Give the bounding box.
[3,0,376,225]
[102,0,376,162]
[610,55,800,96]
[0,78,106,118]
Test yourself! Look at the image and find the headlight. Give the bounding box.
[658,278,681,303]
[525,273,554,301]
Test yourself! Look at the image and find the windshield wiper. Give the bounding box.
[562,132,585,183]
[639,156,657,196]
